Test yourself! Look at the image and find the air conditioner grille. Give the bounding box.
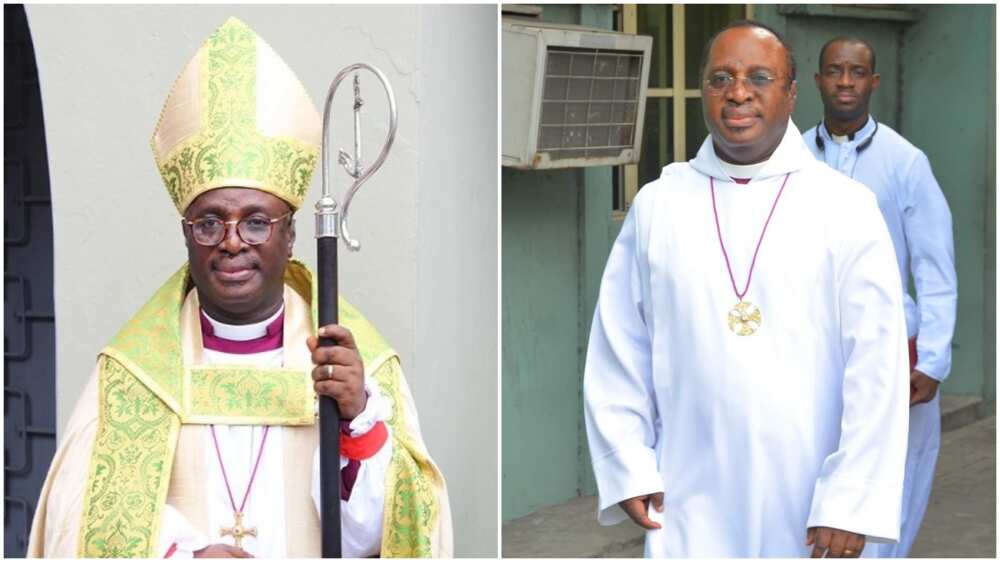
[538,47,643,160]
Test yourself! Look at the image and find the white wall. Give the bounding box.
[26,4,497,556]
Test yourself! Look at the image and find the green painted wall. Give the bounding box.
[501,5,617,521]
[502,168,587,520]
[897,4,995,401]
[501,166,616,521]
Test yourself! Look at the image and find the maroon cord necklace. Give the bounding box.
[210,425,271,549]
[710,172,790,336]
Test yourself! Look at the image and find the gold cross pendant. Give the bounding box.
[220,511,258,549]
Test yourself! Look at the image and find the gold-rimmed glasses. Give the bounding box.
[703,71,790,96]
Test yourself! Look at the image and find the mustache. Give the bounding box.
[212,257,259,271]
[721,106,761,118]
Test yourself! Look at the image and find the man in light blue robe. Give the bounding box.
[803,36,957,557]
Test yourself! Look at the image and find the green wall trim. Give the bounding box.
[777,4,922,23]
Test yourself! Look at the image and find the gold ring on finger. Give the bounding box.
[326,364,335,380]
[843,550,854,556]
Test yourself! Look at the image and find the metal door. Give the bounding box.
[5,4,57,557]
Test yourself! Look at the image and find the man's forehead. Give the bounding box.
[822,40,873,64]
[715,26,782,48]
[746,26,780,42]
[708,26,784,65]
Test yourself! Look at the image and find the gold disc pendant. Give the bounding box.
[728,300,762,336]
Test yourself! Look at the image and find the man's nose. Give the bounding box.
[836,70,854,87]
[725,77,753,102]
[220,221,245,253]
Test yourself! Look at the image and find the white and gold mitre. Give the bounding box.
[151,17,321,214]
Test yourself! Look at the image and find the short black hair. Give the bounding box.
[698,19,797,85]
[818,36,877,73]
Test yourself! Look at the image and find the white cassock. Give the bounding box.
[584,120,910,557]
[803,117,957,557]
[158,304,389,558]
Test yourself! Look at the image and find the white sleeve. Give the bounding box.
[583,206,662,526]
[310,380,391,557]
[900,152,957,381]
[156,504,211,558]
[806,191,910,543]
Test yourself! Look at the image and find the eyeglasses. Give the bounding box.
[183,211,293,246]
[703,71,789,96]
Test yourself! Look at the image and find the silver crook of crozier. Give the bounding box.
[317,63,398,251]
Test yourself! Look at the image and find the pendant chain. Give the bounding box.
[210,425,271,516]
[710,173,791,301]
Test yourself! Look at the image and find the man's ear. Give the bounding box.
[181,219,192,249]
[871,73,881,93]
[286,216,296,257]
[788,80,798,112]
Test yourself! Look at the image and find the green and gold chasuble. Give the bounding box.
[77,260,444,557]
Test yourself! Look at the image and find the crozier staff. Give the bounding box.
[315,65,398,558]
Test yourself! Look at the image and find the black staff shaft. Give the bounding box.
[317,235,342,558]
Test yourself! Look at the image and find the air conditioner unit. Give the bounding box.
[503,20,652,170]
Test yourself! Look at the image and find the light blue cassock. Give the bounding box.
[802,116,957,557]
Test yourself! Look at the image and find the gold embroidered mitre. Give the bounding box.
[151,17,320,214]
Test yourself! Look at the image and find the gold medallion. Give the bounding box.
[728,300,762,336]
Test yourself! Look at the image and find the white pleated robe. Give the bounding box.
[584,121,910,557]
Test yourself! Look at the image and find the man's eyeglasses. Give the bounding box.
[703,71,788,96]
[183,211,293,246]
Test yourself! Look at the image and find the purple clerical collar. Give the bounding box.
[200,306,284,354]
[731,177,751,184]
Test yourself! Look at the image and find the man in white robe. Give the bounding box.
[803,36,957,557]
[27,17,451,558]
[584,21,909,558]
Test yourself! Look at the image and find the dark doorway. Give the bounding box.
[5,4,58,557]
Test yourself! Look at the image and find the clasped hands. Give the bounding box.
[619,493,866,558]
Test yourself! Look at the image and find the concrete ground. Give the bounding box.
[502,407,995,558]
[909,415,995,557]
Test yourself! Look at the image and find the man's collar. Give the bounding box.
[201,303,285,341]
[693,119,811,182]
[819,115,876,145]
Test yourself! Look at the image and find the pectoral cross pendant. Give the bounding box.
[220,511,257,549]
[728,300,762,336]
